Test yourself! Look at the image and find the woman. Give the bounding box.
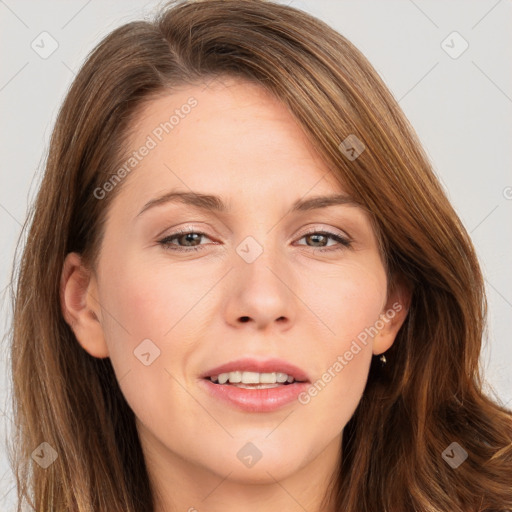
[9,0,512,510]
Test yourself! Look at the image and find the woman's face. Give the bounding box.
[63,76,407,489]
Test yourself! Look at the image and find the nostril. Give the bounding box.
[240,316,250,322]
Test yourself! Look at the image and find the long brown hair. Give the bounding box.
[8,0,512,510]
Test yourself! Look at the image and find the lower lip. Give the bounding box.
[199,378,310,412]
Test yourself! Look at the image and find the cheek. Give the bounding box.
[94,250,218,405]
[92,253,184,398]
[290,258,385,431]
[95,260,202,430]
[97,251,206,350]
[300,257,387,347]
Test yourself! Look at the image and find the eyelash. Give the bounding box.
[157,228,352,253]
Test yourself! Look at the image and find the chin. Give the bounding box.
[213,457,303,484]
[199,436,310,482]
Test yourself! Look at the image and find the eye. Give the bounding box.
[294,230,352,252]
[158,229,213,252]
[157,228,352,253]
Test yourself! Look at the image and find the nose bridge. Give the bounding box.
[235,231,286,292]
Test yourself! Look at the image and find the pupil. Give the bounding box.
[184,233,199,245]
[309,234,325,246]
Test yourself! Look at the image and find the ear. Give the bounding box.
[372,275,412,356]
[60,252,109,358]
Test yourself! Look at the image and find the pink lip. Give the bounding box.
[199,379,310,412]
[201,357,310,382]
[199,357,310,413]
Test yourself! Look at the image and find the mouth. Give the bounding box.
[201,357,310,386]
[199,358,311,412]
[206,371,306,389]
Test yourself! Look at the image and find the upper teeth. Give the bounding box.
[210,371,295,384]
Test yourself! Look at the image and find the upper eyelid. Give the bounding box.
[295,226,351,239]
[160,223,350,235]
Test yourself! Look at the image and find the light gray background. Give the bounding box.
[1,0,511,509]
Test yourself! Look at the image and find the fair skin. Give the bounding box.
[61,76,410,512]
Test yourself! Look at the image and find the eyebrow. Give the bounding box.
[136,190,362,218]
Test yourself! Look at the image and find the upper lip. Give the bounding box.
[201,358,310,382]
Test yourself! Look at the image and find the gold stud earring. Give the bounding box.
[379,353,387,366]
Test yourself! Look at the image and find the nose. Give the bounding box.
[223,242,297,331]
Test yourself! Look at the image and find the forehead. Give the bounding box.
[111,76,350,217]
